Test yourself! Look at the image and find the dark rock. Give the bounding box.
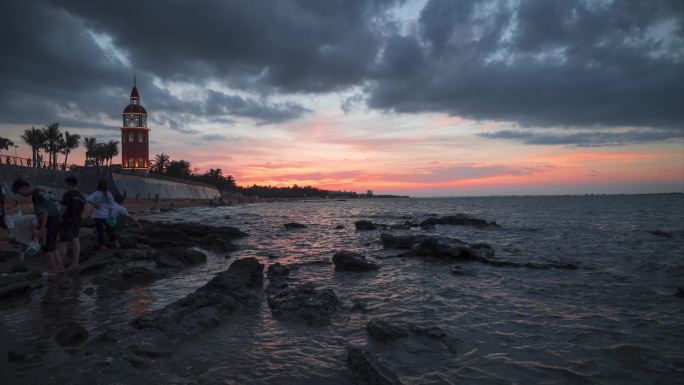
[0,281,33,301]
[55,323,89,347]
[380,234,429,249]
[333,251,379,272]
[268,283,340,326]
[154,248,206,268]
[127,328,173,358]
[355,220,377,231]
[648,230,674,238]
[351,299,369,313]
[84,287,95,295]
[0,250,19,262]
[267,263,290,294]
[674,287,684,298]
[420,214,498,228]
[11,264,28,273]
[366,317,448,343]
[347,347,402,385]
[132,258,263,339]
[450,266,476,276]
[121,266,162,284]
[7,349,28,362]
[367,317,409,341]
[284,222,307,229]
[25,270,42,281]
[335,224,345,230]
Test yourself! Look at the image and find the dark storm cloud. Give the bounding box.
[1,0,682,141]
[48,0,396,93]
[479,128,684,147]
[368,0,684,130]
[0,0,322,129]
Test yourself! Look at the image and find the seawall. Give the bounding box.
[0,164,219,200]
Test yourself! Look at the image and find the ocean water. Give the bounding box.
[2,195,684,384]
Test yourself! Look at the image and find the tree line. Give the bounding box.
[0,122,120,170]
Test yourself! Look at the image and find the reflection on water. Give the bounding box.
[2,195,684,384]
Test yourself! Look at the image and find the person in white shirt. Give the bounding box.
[87,180,118,250]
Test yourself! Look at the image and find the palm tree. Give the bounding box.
[105,140,119,166]
[21,126,46,167]
[42,122,62,169]
[152,153,170,174]
[59,131,81,169]
[0,137,14,151]
[83,136,97,166]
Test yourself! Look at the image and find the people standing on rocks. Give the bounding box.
[11,179,64,274]
[87,180,119,250]
[112,194,144,232]
[57,177,85,270]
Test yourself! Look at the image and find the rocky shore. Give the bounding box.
[0,211,614,384]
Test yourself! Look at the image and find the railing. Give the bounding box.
[0,155,75,170]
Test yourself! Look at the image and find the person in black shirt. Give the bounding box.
[58,177,86,269]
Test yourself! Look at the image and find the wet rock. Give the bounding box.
[268,283,340,326]
[333,251,379,272]
[7,349,28,362]
[420,214,498,228]
[284,222,307,229]
[367,318,409,341]
[450,266,476,276]
[477,258,578,270]
[347,347,403,385]
[154,248,207,268]
[127,328,173,358]
[648,230,674,238]
[0,281,33,301]
[267,263,290,294]
[12,264,28,273]
[366,317,447,342]
[380,234,429,249]
[351,299,369,313]
[0,249,19,262]
[355,220,377,231]
[674,287,684,298]
[335,224,345,229]
[132,258,263,339]
[55,323,89,347]
[83,287,95,295]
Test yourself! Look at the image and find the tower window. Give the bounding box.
[128,133,134,142]
[138,158,144,168]
[138,133,144,142]
[128,157,134,167]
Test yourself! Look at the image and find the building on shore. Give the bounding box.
[121,77,150,171]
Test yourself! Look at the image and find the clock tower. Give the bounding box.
[121,76,150,170]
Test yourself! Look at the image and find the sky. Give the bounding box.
[1,0,682,196]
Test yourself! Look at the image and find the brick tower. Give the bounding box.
[121,76,149,169]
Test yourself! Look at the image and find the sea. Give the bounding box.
[2,194,683,384]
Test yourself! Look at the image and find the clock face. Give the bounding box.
[125,114,140,127]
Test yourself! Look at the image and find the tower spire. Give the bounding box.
[133,70,136,88]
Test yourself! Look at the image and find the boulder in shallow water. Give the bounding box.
[132,257,263,338]
[366,317,409,341]
[284,222,307,229]
[674,287,684,298]
[450,265,476,276]
[267,263,290,294]
[347,347,403,385]
[268,283,340,326]
[333,251,379,272]
[420,214,498,228]
[55,323,89,347]
[648,230,674,238]
[355,220,377,231]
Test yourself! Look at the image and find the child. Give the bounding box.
[87,180,118,250]
[58,177,85,269]
[11,179,64,273]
